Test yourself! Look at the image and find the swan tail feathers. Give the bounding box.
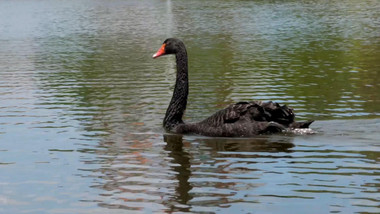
[258,122,286,134]
[289,120,314,129]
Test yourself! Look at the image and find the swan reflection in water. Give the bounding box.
[163,134,295,211]
[87,133,295,211]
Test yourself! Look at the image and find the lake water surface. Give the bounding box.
[0,0,379,213]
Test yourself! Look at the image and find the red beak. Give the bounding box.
[153,44,166,59]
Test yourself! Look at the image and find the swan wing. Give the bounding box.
[250,101,295,124]
[200,101,296,127]
[178,101,312,136]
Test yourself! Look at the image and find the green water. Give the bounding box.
[0,0,379,213]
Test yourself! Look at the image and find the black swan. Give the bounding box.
[153,38,313,137]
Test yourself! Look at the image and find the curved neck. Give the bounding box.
[163,46,189,131]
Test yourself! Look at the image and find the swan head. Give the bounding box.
[153,38,184,58]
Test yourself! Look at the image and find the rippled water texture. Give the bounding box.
[0,0,379,213]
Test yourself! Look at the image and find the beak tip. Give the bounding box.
[153,43,166,59]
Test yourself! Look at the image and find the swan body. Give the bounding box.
[153,38,313,137]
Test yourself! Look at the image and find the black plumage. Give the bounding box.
[153,38,313,137]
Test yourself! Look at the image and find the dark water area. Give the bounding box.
[0,0,379,213]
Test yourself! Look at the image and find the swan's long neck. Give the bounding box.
[163,45,189,131]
